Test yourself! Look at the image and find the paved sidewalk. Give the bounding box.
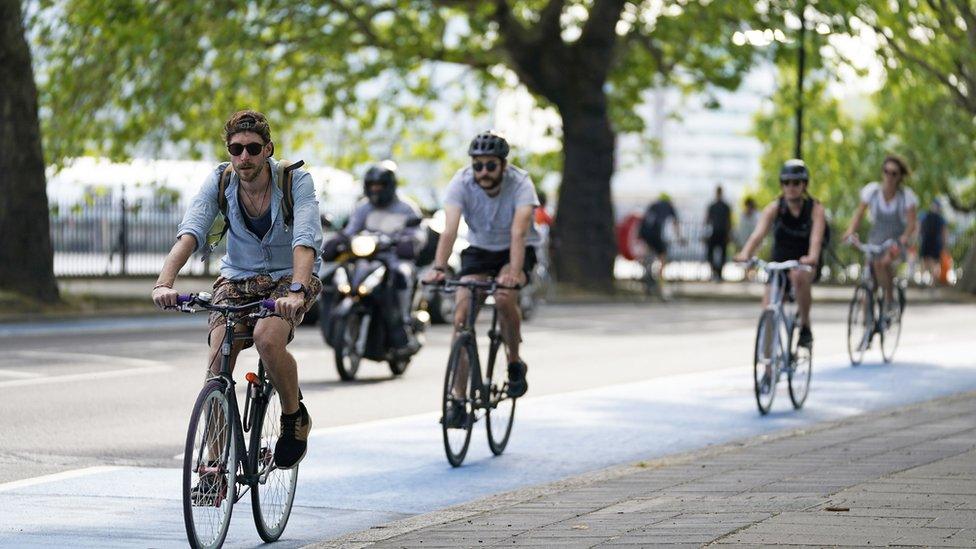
[312,391,976,548]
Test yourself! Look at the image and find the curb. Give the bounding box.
[304,389,976,548]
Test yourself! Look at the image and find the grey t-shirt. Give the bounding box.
[443,164,541,251]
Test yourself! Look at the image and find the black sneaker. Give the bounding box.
[275,402,311,470]
[798,326,813,348]
[506,361,528,398]
[440,400,468,429]
[191,464,227,507]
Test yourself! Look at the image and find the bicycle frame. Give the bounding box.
[764,268,796,376]
[456,289,502,410]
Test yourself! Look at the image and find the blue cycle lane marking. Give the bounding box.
[1,339,975,548]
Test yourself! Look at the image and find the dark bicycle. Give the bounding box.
[171,293,299,549]
[423,279,519,467]
[847,238,906,365]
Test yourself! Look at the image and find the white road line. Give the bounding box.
[0,352,172,389]
[0,466,123,493]
[0,368,43,379]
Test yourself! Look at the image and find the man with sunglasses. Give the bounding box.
[424,130,541,417]
[151,110,323,470]
[735,159,826,348]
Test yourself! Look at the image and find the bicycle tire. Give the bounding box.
[788,319,812,409]
[847,285,872,366]
[442,337,476,467]
[333,313,362,381]
[250,382,298,542]
[183,379,238,549]
[880,286,904,363]
[753,310,776,415]
[485,337,516,456]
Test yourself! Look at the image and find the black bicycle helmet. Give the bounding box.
[468,130,510,159]
[779,159,809,181]
[364,160,398,207]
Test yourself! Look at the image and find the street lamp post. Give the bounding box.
[794,0,806,160]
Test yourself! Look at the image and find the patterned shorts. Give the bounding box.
[207,274,321,345]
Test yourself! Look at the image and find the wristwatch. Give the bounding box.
[288,281,308,297]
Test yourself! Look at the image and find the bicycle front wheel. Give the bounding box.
[753,310,777,415]
[788,320,812,409]
[183,379,238,549]
[333,313,362,381]
[847,285,872,366]
[250,383,298,542]
[880,286,904,363]
[485,338,516,456]
[442,338,476,467]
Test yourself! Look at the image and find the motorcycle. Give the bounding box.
[320,221,429,380]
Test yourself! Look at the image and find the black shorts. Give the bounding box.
[459,246,537,278]
[919,244,942,260]
[643,235,667,255]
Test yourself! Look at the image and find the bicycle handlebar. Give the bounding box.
[173,293,277,314]
[849,238,899,255]
[421,279,522,292]
[741,258,813,272]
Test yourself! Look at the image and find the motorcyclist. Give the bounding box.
[323,160,425,357]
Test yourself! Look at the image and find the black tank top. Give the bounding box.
[772,196,814,262]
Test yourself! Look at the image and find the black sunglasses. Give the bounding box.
[227,142,265,156]
[472,161,498,173]
[780,179,805,187]
[883,168,901,177]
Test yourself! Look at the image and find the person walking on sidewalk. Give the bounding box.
[704,185,732,282]
[919,198,948,286]
[151,110,323,469]
[424,130,540,425]
[841,154,918,312]
[735,159,826,348]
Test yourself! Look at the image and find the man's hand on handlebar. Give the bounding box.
[152,286,179,309]
[799,254,819,266]
[496,271,524,289]
[275,293,305,321]
[423,267,447,284]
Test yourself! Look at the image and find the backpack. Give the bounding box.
[203,159,305,260]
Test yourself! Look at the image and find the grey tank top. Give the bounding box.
[868,188,906,245]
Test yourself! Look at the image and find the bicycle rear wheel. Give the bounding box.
[880,286,904,363]
[753,310,776,415]
[847,285,872,366]
[442,338,476,467]
[183,379,238,549]
[485,338,516,456]
[250,382,298,542]
[788,320,812,409]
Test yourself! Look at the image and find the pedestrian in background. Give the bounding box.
[919,198,949,286]
[638,193,683,284]
[704,185,732,282]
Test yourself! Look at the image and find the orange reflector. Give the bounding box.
[245,372,259,385]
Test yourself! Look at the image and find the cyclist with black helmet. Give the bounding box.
[424,130,541,419]
[734,159,826,348]
[323,160,425,357]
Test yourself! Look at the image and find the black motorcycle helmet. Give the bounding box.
[779,159,810,182]
[468,130,510,159]
[364,160,398,207]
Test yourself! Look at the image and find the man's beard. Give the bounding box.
[235,160,262,182]
[478,173,503,195]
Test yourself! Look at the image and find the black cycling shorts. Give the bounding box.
[458,246,537,279]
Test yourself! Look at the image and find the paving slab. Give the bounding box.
[309,390,976,548]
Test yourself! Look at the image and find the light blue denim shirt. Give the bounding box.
[177,158,323,280]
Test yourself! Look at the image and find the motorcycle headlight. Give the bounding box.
[357,265,387,295]
[351,235,378,257]
[333,267,352,295]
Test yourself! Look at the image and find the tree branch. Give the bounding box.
[579,0,626,49]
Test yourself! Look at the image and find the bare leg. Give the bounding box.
[495,265,523,364]
[451,275,488,396]
[207,324,246,376]
[874,254,896,304]
[790,269,814,327]
[253,317,300,415]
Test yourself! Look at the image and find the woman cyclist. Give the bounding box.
[841,154,917,314]
[734,159,827,348]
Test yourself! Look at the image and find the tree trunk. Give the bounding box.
[552,90,617,292]
[0,0,60,303]
[959,241,976,294]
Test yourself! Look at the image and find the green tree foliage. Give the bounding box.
[32,0,768,289]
